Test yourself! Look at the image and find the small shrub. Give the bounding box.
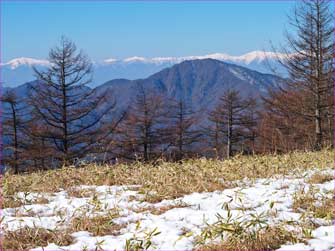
[196,226,298,251]
[125,226,161,251]
[195,211,299,250]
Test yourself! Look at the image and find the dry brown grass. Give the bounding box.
[14,208,40,217]
[292,187,317,212]
[67,187,97,198]
[3,149,332,205]
[307,172,333,184]
[2,227,74,250]
[132,201,189,215]
[2,196,25,209]
[69,208,123,236]
[2,195,49,209]
[149,203,189,215]
[292,186,334,220]
[194,204,303,251]
[313,196,334,220]
[2,209,124,250]
[196,226,298,251]
[33,196,49,204]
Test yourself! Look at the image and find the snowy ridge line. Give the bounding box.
[2,51,289,69]
[2,168,334,250]
[104,51,288,65]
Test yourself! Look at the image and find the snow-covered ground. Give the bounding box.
[2,168,334,250]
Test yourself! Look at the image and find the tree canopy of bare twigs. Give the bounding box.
[29,37,116,166]
[263,0,334,151]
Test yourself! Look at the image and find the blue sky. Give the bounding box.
[1,1,297,62]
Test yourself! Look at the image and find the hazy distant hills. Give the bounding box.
[3,59,283,121]
[1,51,285,88]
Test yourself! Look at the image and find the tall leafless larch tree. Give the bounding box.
[29,37,115,166]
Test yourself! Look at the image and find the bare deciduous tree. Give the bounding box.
[167,98,201,160]
[1,90,28,173]
[267,0,334,151]
[116,84,168,162]
[208,89,257,158]
[29,37,115,166]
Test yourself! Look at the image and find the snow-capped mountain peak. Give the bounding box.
[237,51,286,64]
[1,57,50,69]
[123,56,147,63]
[103,58,119,64]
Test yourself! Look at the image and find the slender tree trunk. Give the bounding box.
[11,104,19,174]
[41,138,46,170]
[144,133,148,162]
[61,58,69,164]
[227,103,232,158]
[178,104,183,160]
[315,103,322,150]
[314,1,323,151]
[143,110,149,162]
[326,110,333,147]
[215,121,220,158]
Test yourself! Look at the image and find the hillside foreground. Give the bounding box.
[1,149,334,250]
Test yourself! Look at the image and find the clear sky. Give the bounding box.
[1,1,298,62]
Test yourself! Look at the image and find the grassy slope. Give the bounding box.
[3,149,333,205]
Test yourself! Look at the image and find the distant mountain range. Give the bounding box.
[1,51,286,88]
[4,59,283,117]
